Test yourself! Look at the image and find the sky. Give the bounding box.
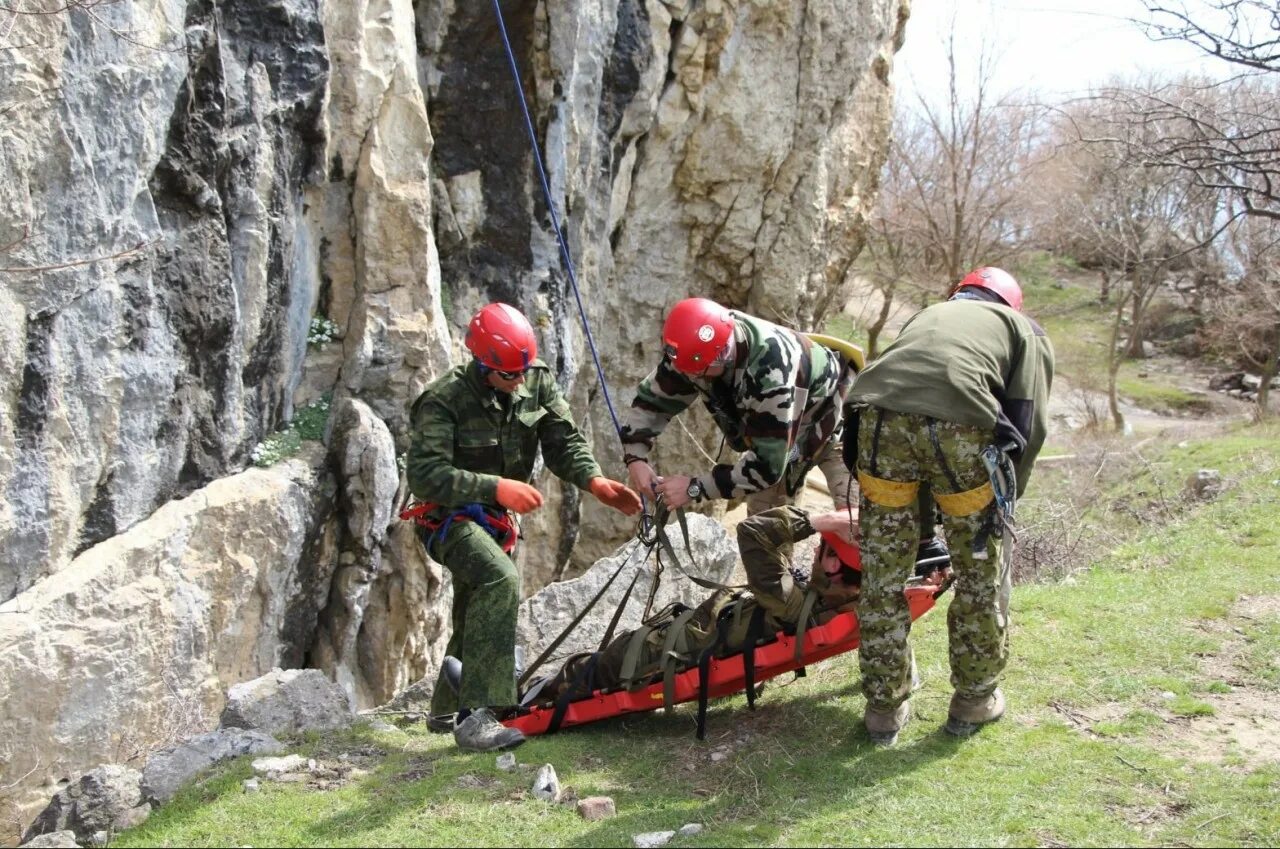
[894,0,1233,103]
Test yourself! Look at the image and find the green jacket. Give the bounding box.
[850,300,1055,494]
[406,360,603,514]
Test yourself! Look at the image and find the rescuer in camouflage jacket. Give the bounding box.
[848,268,1054,746]
[405,303,641,752]
[620,299,855,514]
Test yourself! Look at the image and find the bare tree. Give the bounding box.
[1043,87,1224,429]
[856,27,1046,355]
[1137,0,1280,73]
[1204,215,1280,415]
[1112,2,1280,221]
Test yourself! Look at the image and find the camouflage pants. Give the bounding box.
[423,522,520,715]
[855,408,1007,712]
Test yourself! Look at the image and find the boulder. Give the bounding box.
[21,766,149,846]
[220,668,353,737]
[577,796,617,821]
[517,513,737,663]
[18,832,80,849]
[1185,469,1225,501]
[141,729,283,804]
[531,764,561,802]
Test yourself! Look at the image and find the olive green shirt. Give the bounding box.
[406,360,603,513]
[850,300,1055,493]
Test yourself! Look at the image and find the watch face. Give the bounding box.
[687,481,702,499]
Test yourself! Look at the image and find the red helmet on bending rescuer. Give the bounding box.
[662,298,735,374]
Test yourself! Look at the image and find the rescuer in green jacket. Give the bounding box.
[405,302,641,752]
[848,267,1054,746]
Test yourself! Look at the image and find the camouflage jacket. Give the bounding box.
[406,360,603,515]
[619,312,849,499]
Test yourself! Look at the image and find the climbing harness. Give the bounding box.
[400,501,518,554]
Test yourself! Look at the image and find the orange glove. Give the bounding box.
[495,478,544,514]
[588,477,643,516]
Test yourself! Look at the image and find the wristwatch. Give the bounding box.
[686,479,707,502]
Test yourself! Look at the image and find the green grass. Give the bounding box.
[116,426,1280,847]
[1116,370,1213,415]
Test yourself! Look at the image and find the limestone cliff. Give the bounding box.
[0,0,905,835]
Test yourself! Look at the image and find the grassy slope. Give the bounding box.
[115,426,1280,848]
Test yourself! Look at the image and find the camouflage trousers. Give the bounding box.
[855,408,1007,712]
[422,522,520,715]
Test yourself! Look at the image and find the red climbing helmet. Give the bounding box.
[947,267,1023,312]
[819,530,861,572]
[662,298,735,374]
[465,303,538,372]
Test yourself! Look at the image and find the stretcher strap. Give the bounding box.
[742,605,769,712]
[548,653,600,734]
[619,625,657,690]
[793,586,821,663]
[695,613,733,741]
[661,607,701,712]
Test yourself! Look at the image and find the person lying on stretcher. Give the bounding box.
[512,505,952,706]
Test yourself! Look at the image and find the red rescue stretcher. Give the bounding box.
[503,582,941,737]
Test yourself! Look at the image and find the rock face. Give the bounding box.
[0,450,334,836]
[1,0,904,835]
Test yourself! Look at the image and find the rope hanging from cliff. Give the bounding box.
[489,0,624,438]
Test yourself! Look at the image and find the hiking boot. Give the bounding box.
[453,708,526,752]
[944,688,1006,737]
[915,537,951,576]
[864,700,910,747]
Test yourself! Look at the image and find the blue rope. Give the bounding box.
[489,0,624,438]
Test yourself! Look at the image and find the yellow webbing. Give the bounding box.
[934,481,995,517]
[804,332,866,371]
[856,470,919,508]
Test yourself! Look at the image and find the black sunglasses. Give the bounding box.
[493,367,527,380]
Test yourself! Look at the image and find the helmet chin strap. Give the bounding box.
[713,327,738,368]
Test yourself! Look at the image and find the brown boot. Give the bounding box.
[864,700,911,747]
[945,688,1006,737]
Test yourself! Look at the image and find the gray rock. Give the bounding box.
[21,765,150,845]
[577,796,616,821]
[1185,469,1224,501]
[242,779,261,793]
[1243,373,1263,390]
[18,831,80,848]
[220,668,352,736]
[251,755,309,777]
[678,823,704,837]
[531,764,561,802]
[633,831,676,848]
[496,753,518,772]
[366,718,399,734]
[518,514,737,662]
[142,729,283,803]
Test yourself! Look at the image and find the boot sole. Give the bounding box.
[944,713,1003,737]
